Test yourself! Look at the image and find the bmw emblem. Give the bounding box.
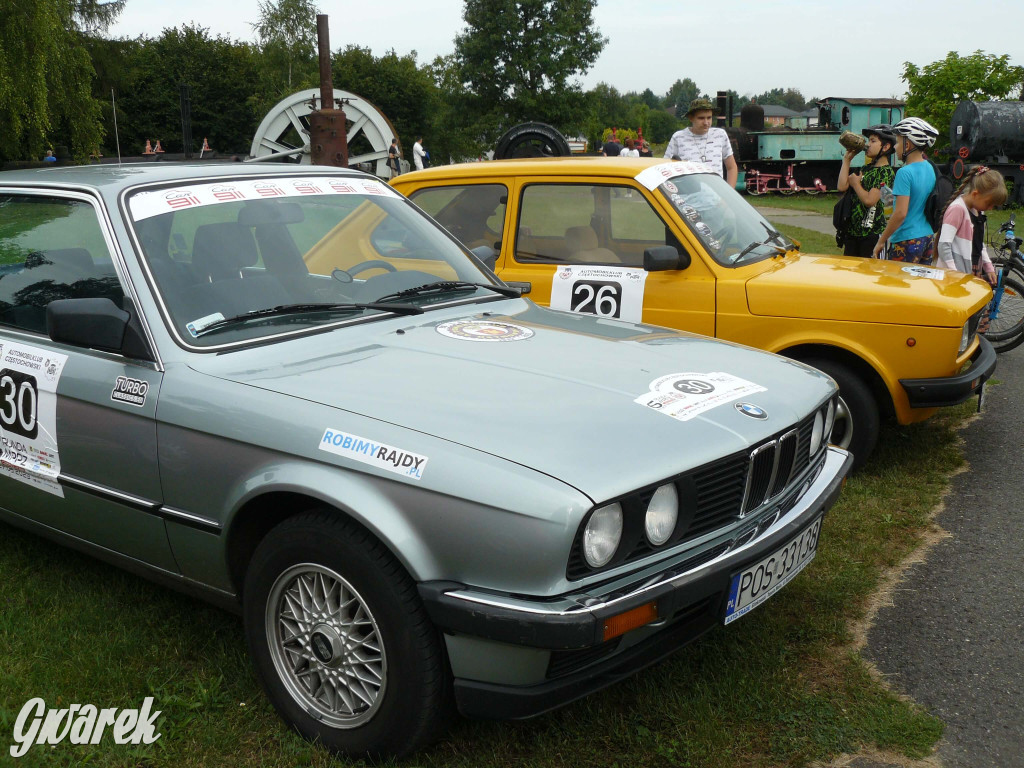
[735,402,767,420]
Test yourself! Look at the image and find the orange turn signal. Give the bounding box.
[603,602,658,642]
[906,338,916,347]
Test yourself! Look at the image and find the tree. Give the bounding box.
[453,0,607,143]
[0,0,125,164]
[902,50,1024,152]
[252,0,320,92]
[664,78,700,112]
[647,109,680,143]
[117,25,262,155]
[750,87,807,112]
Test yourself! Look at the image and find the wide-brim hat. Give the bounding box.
[686,97,715,117]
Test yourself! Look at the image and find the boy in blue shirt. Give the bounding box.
[871,117,940,262]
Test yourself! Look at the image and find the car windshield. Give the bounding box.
[127,175,499,347]
[639,165,795,267]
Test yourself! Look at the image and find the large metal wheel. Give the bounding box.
[248,89,399,178]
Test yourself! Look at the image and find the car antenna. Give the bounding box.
[111,89,122,166]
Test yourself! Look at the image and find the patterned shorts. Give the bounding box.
[888,235,934,264]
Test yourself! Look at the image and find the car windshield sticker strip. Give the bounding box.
[319,429,428,480]
[635,372,767,422]
[0,341,68,497]
[128,177,400,222]
[548,265,648,324]
[635,162,709,191]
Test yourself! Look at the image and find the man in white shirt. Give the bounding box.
[413,137,426,171]
[664,98,738,189]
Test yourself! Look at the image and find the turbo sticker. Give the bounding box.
[549,265,648,323]
[319,429,428,480]
[435,320,534,342]
[635,372,767,422]
[0,341,68,497]
[111,376,150,407]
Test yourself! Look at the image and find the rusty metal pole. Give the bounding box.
[309,14,349,167]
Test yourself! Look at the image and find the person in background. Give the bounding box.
[664,97,738,188]
[619,138,640,158]
[43,148,56,163]
[601,135,622,157]
[413,137,426,171]
[871,117,939,261]
[638,140,653,158]
[388,139,402,177]
[837,124,897,256]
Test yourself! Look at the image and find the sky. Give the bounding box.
[107,0,1023,104]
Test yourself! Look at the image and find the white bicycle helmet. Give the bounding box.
[892,117,939,148]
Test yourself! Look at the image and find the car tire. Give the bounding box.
[803,358,879,470]
[243,510,449,759]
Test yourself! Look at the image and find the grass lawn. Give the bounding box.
[0,399,981,768]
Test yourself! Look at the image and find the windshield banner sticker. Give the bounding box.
[0,341,68,497]
[435,320,534,342]
[901,266,946,280]
[549,265,648,323]
[635,161,710,191]
[129,177,399,221]
[635,372,767,422]
[319,429,428,480]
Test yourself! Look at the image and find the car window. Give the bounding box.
[0,194,124,334]
[518,184,673,267]
[127,177,496,348]
[408,184,507,251]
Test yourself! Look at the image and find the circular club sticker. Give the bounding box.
[435,320,534,342]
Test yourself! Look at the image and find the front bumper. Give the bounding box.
[900,335,996,408]
[419,446,853,719]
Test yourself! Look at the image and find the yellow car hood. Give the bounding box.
[745,254,991,327]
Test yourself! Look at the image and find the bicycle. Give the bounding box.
[982,214,1024,353]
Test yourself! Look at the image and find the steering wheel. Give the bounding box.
[345,260,398,278]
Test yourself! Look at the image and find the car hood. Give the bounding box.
[745,254,991,327]
[186,303,833,498]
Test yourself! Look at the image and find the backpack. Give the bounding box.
[924,160,956,232]
[832,188,855,247]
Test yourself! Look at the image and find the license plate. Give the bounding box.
[723,516,822,625]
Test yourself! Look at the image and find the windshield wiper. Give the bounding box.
[732,223,791,264]
[192,301,423,337]
[372,280,522,304]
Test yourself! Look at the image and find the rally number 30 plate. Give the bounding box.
[723,516,822,625]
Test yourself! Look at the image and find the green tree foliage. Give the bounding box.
[750,87,808,112]
[331,45,437,160]
[453,0,607,144]
[116,25,262,155]
[902,50,1024,151]
[0,0,125,163]
[252,0,320,93]
[647,109,680,143]
[664,78,700,112]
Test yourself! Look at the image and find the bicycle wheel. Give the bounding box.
[984,274,1024,353]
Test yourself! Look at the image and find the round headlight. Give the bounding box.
[583,503,623,568]
[810,410,824,456]
[822,400,836,445]
[645,483,679,546]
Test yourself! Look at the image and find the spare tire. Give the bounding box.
[494,122,572,159]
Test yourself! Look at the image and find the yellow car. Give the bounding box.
[389,157,994,467]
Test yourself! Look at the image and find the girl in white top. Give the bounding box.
[934,166,1007,283]
[619,138,640,158]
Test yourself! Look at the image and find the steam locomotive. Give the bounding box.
[949,100,1024,205]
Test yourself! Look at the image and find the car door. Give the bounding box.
[496,178,717,337]
[0,189,174,570]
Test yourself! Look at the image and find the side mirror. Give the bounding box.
[644,245,690,272]
[470,245,498,271]
[47,298,131,353]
